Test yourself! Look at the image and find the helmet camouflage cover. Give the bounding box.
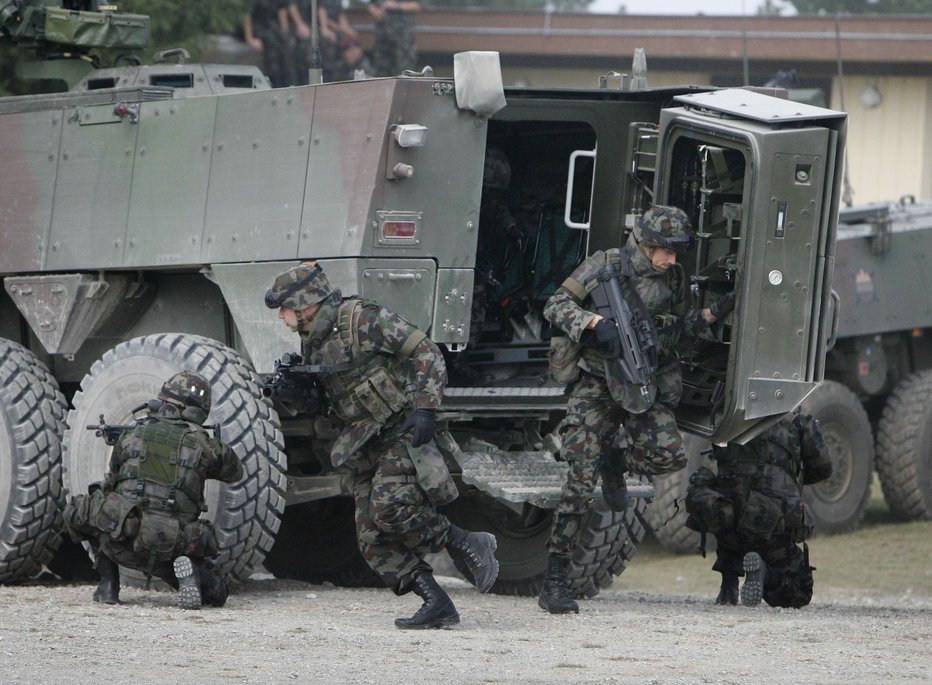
[638,205,694,254]
[265,262,334,310]
[159,371,212,414]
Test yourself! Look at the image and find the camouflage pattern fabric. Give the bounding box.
[636,204,694,253]
[371,5,418,77]
[63,403,242,585]
[292,289,453,592]
[688,413,831,608]
[352,438,450,592]
[250,0,295,87]
[546,372,685,556]
[265,261,335,311]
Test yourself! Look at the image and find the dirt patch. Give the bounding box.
[2,573,929,684]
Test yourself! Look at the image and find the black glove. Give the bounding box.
[401,408,436,447]
[709,291,736,320]
[592,319,622,357]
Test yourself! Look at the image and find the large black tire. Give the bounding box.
[876,371,932,520]
[800,380,873,534]
[443,488,649,598]
[0,339,68,583]
[647,433,711,554]
[63,333,287,581]
[264,498,382,587]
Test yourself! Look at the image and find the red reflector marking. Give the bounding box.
[383,221,416,238]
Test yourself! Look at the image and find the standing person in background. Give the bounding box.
[368,0,420,77]
[291,0,360,82]
[244,0,295,87]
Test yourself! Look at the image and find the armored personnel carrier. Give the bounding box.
[0,1,846,596]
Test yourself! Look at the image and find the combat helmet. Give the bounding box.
[636,205,694,254]
[265,262,334,310]
[159,371,212,414]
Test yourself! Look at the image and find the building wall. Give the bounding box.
[832,75,932,205]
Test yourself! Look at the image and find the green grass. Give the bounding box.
[615,478,932,599]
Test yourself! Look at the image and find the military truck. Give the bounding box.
[0,1,846,596]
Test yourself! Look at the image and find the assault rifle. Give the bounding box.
[589,263,659,396]
[86,401,153,446]
[87,399,222,443]
[262,353,325,415]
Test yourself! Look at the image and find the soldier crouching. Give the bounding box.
[63,372,243,609]
[685,409,833,608]
[266,261,499,629]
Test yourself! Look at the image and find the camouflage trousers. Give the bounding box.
[372,14,417,77]
[714,531,815,608]
[351,434,450,594]
[548,371,686,555]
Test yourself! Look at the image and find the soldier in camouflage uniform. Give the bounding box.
[63,372,243,609]
[539,205,734,614]
[685,410,832,608]
[266,262,499,629]
[368,0,420,77]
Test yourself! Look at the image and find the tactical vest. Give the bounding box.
[310,299,418,426]
[577,248,683,373]
[715,419,803,483]
[112,417,209,521]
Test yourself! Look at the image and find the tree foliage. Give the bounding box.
[787,0,932,13]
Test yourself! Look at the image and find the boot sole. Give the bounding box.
[394,612,461,630]
[741,552,765,607]
[174,556,202,610]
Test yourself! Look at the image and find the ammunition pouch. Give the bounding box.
[133,512,183,563]
[738,489,783,537]
[65,489,140,543]
[684,466,735,534]
[406,442,459,506]
[783,496,814,542]
[548,335,581,384]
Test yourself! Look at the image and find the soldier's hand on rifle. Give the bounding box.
[592,318,623,357]
[709,291,736,321]
[402,408,436,447]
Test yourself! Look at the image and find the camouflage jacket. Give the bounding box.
[107,409,242,522]
[713,412,832,490]
[300,295,447,466]
[544,234,712,412]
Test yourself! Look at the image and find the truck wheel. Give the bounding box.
[876,370,932,520]
[63,333,287,581]
[647,434,710,554]
[443,489,649,598]
[264,498,382,587]
[800,379,873,534]
[0,339,68,583]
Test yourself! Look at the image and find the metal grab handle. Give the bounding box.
[564,149,596,230]
[826,289,840,351]
[387,272,418,281]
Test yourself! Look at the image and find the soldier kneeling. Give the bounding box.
[63,372,243,609]
[685,409,832,608]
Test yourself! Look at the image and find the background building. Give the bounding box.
[344,8,932,205]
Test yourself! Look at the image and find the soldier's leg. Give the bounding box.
[761,539,814,608]
[711,530,744,606]
[625,402,687,476]
[93,548,121,605]
[542,375,615,613]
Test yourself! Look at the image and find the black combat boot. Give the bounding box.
[741,552,768,607]
[538,555,579,614]
[174,556,202,610]
[196,559,230,608]
[600,449,629,512]
[394,572,460,629]
[92,554,121,605]
[446,524,499,593]
[715,572,739,605]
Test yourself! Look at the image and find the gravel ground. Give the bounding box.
[2,573,930,684]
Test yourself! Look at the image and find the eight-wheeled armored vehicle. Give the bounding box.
[0,1,846,596]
